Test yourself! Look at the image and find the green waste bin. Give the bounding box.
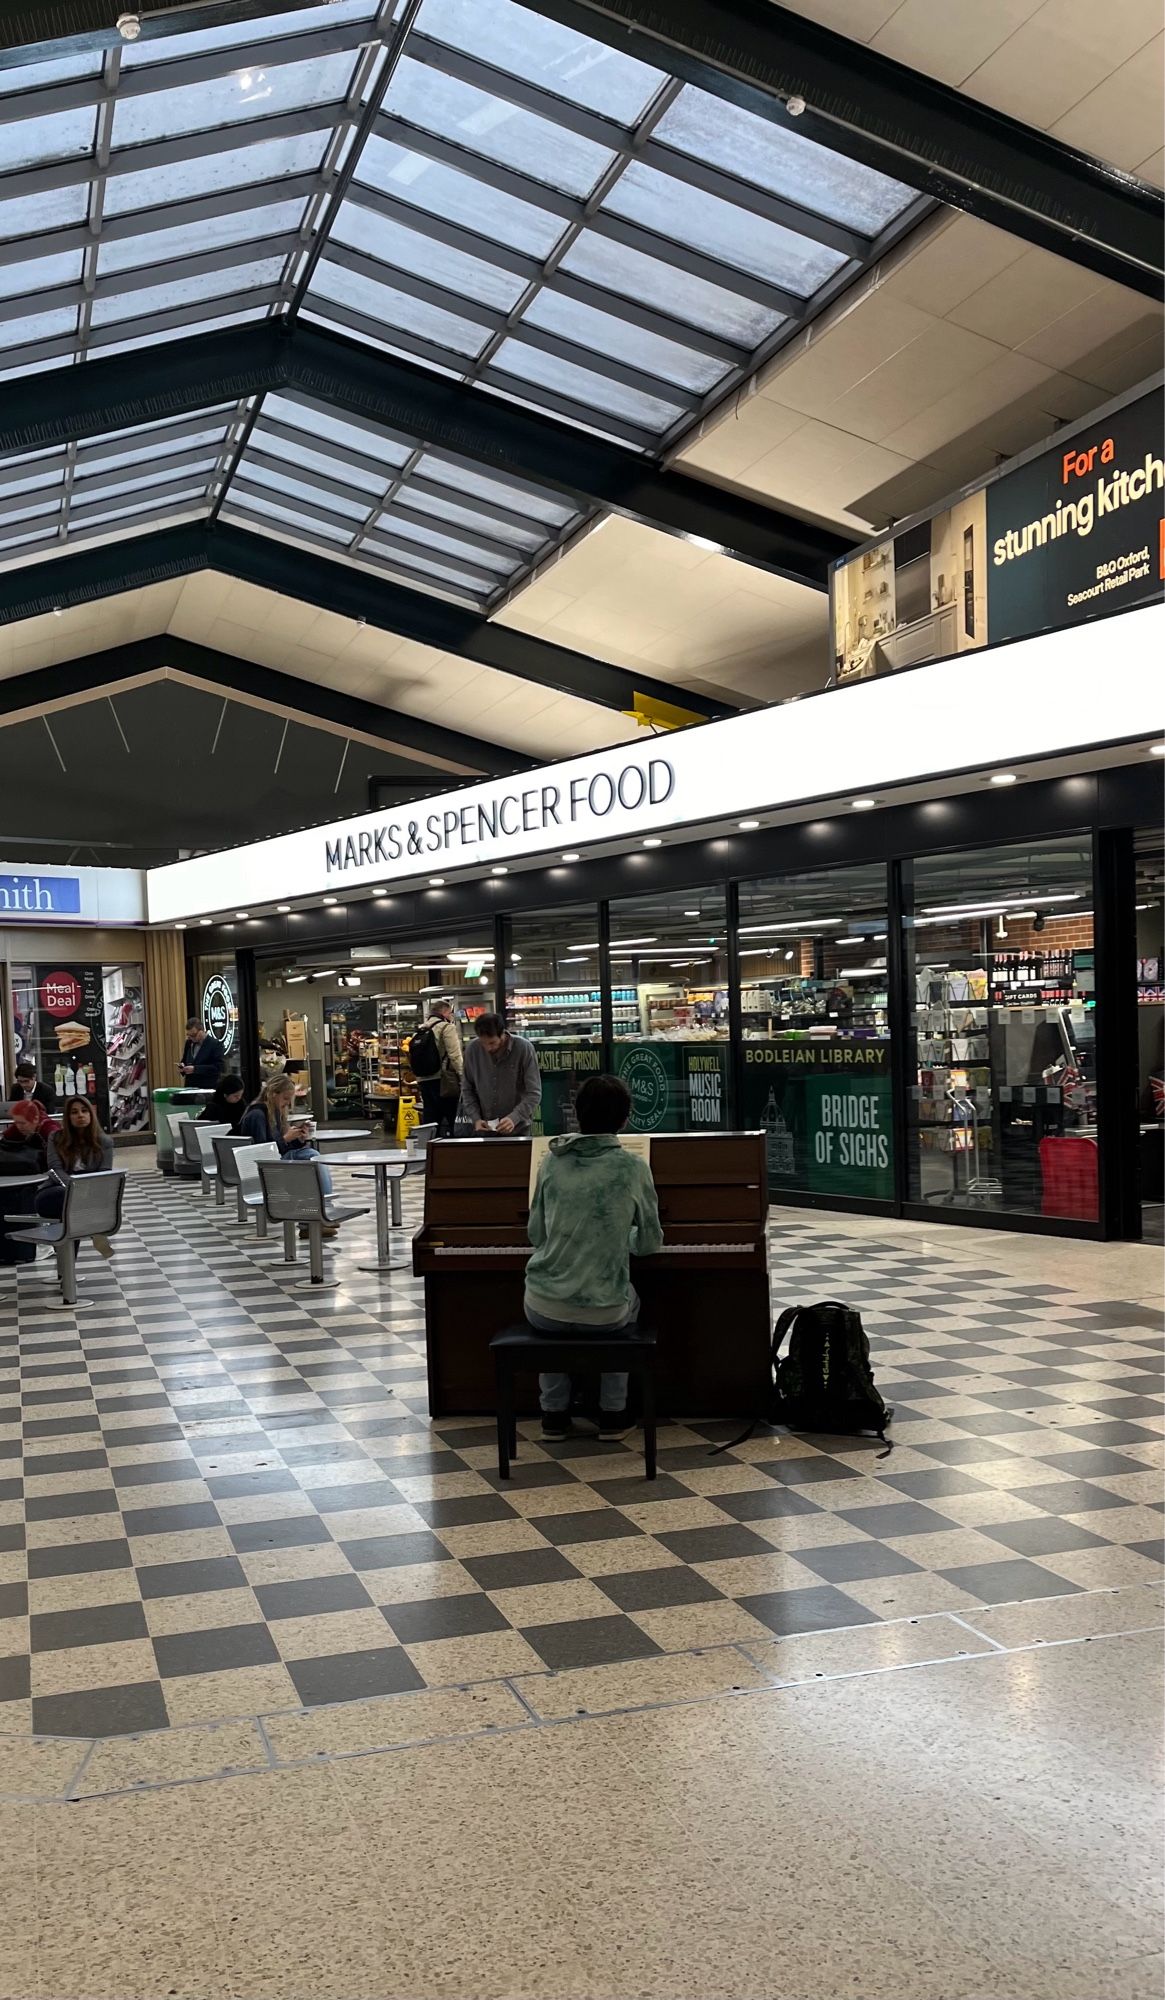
[153,1088,215,1174]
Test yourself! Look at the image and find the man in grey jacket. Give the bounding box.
[461,1013,541,1137]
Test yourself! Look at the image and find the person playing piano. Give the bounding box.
[524,1073,662,1441]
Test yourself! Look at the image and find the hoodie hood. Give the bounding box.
[549,1132,619,1157]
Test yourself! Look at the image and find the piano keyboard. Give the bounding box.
[431,1242,754,1256]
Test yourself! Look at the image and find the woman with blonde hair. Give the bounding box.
[239,1075,336,1207]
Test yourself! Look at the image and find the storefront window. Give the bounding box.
[903,836,1097,1219]
[1134,830,1163,1245]
[735,864,892,1200]
[10,959,149,1133]
[608,888,729,1132]
[257,932,496,1128]
[504,905,601,1134]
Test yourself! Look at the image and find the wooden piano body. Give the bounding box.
[412,1133,771,1418]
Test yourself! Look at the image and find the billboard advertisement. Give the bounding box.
[831,383,1163,684]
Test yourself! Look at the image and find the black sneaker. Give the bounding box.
[541,1411,570,1439]
[598,1410,633,1441]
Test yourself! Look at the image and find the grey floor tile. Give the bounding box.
[533,1509,644,1547]
[838,1501,959,1539]
[976,1518,1108,1557]
[30,1601,148,1653]
[737,1586,881,1635]
[255,1573,373,1621]
[656,1524,782,1565]
[797,1541,923,1584]
[136,1555,249,1600]
[414,1494,517,1529]
[287,1646,423,1706]
[122,1502,223,1538]
[596,1566,725,1613]
[520,1613,663,1671]
[460,1547,581,1592]
[714,1486,822,1522]
[28,1538,132,1579]
[228,1515,334,1554]
[32,1680,169,1738]
[940,1559,1082,1603]
[340,1531,453,1571]
[382,1593,508,1645]
[154,1621,281,1678]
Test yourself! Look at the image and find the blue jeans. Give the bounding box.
[284,1144,333,1195]
[526,1306,633,1414]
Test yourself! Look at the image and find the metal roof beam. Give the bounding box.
[0,521,738,721]
[0,632,529,776]
[524,0,1164,299]
[0,321,850,585]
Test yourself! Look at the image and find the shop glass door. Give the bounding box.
[608,887,729,1132]
[735,863,892,1200]
[1134,830,1164,1244]
[503,904,601,1134]
[903,835,1098,1219]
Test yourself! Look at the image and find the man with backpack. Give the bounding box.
[410,998,464,1139]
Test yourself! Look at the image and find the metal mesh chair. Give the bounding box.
[168,1112,201,1179]
[6,1171,126,1306]
[258,1159,367,1285]
[233,1142,280,1235]
[213,1135,258,1217]
[189,1122,231,1196]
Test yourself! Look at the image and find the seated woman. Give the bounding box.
[0,1100,50,1264]
[199,1074,247,1132]
[239,1075,337,1229]
[35,1098,116,1257]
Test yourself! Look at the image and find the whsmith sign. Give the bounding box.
[145,606,1164,924]
[0,874,82,917]
[324,759,675,875]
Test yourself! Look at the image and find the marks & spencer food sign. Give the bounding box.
[324,758,675,876]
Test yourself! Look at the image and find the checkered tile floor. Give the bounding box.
[0,1166,1161,1740]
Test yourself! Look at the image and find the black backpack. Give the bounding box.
[409,1024,441,1079]
[715,1300,893,1456]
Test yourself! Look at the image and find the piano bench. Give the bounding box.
[490,1326,657,1481]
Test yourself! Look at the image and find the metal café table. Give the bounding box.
[323,1148,411,1271]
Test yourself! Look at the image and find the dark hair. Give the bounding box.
[14,1062,36,1078]
[474,1013,505,1038]
[57,1098,106,1169]
[185,1016,201,1033]
[214,1075,244,1099]
[574,1074,631,1135]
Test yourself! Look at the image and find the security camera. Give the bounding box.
[116,12,141,39]
[785,94,806,116]
[1033,913,1046,934]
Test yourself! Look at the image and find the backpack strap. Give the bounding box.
[709,1307,800,1456]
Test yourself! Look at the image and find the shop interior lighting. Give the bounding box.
[738,819,760,830]
[322,896,338,904]
[372,890,390,899]
[235,911,249,919]
[1150,744,1165,757]
[683,910,700,916]
[642,837,663,847]
[174,922,186,930]
[306,969,336,980]
[353,962,414,971]
[851,798,878,811]
[561,853,581,863]
[839,966,888,977]
[738,918,841,933]
[491,866,509,875]
[285,975,308,984]
[1047,910,1094,921]
[784,949,795,960]
[989,773,1018,786]
[428,877,445,886]
[922,892,1082,916]
[559,957,589,964]
[276,904,291,914]
[198,919,212,926]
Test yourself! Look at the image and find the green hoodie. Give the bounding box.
[525,1132,663,1326]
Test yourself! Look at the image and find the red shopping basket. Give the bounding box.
[1038,1135,1098,1221]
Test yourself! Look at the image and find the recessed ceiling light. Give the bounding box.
[276,904,291,913]
[1150,743,1165,757]
[684,909,699,916]
[738,819,760,830]
[491,866,508,875]
[511,954,521,963]
[372,889,389,899]
[561,852,580,863]
[323,895,338,904]
[643,837,662,848]
[429,876,445,886]
[174,922,186,930]
[990,773,1018,786]
[235,911,249,919]
[198,918,211,927]
[851,798,877,811]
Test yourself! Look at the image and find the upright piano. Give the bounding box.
[412,1133,770,1418]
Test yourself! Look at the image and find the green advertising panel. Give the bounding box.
[531,1042,603,1135]
[614,1042,728,1133]
[740,1039,892,1199]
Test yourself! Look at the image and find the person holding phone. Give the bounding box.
[239,1077,336,1226]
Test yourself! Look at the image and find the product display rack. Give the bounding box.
[104,968,148,1135]
[508,986,637,1042]
[914,964,994,1161]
